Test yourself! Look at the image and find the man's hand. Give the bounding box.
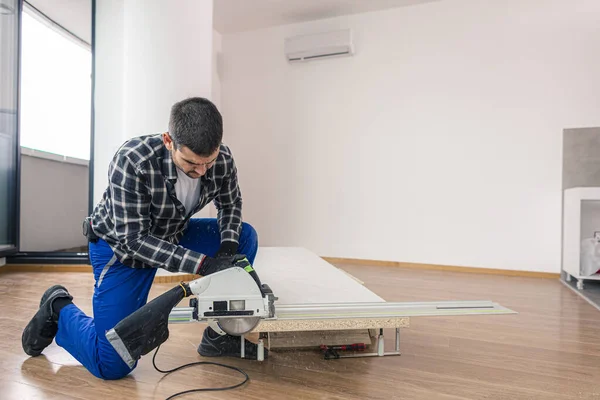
[215,241,239,258]
[199,254,265,293]
[198,254,247,276]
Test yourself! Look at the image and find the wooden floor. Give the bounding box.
[2,263,600,399]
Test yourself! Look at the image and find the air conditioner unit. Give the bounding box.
[284,29,354,63]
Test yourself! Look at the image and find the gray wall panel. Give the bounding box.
[563,128,600,190]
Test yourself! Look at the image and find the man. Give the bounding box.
[22,97,263,380]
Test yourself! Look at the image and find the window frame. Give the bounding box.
[5,0,94,265]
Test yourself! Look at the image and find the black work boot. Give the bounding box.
[22,285,73,357]
[197,327,268,360]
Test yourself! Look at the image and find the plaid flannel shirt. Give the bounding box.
[90,134,243,274]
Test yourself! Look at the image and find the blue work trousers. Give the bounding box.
[54,218,258,380]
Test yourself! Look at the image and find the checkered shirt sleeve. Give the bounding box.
[213,148,243,244]
[108,154,205,274]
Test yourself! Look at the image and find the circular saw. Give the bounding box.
[182,266,277,335]
[105,265,276,369]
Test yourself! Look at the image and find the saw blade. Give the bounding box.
[217,317,261,336]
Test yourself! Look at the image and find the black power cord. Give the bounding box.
[152,345,250,400]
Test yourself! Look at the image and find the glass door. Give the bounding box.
[0,0,20,257]
[17,2,91,256]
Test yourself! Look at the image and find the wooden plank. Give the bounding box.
[254,316,409,333]
[253,247,385,304]
[250,248,407,334]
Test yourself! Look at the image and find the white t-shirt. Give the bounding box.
[175,167,201,216]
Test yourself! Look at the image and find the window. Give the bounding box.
[20,9,91,160]
[0,0,20,255]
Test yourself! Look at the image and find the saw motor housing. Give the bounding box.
[184,267,277,335]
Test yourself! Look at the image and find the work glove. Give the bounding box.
[215,241,239,258]
[198,254,247,276]
[212,242,260,285]
[200,254,266,295]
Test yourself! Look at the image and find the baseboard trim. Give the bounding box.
[322,257,560,279]
[0,264,198,283]
[0,264,92,273]
[0,259,560,281]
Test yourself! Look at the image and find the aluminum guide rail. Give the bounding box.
[273,300,515,319]
[168,300,515,324]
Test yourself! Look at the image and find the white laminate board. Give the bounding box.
[253,247,385,305]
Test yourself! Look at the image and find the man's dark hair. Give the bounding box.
[168,97,223,156]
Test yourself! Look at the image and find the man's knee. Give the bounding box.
[96,360,135,380]
[95,343,137,380]
[241,222,258,246]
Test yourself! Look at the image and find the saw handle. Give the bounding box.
[233,257,268,296]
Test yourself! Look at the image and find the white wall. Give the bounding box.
[122,0,213,138]
[221,0,600,273]
[202,29,223,219]
[94,0,215,207]
[212,30,222,111]
[93,0,124,205]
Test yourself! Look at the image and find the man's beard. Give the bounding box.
[174,161,201,179]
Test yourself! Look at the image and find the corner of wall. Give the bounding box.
[212,29,223,109]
